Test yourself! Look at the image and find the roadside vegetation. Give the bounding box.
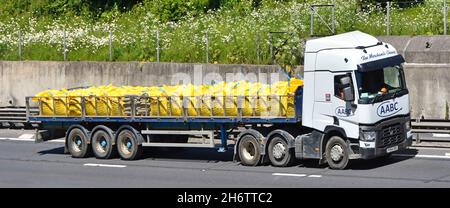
[0,0,446,66]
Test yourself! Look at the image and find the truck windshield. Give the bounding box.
[355,65,407,103]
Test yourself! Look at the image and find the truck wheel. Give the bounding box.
[268,136,294,167]
[325,136,350,170]
[91,129,117,159]
[238,135,261,166]
[67,128,91,158]
[117,129,143,160]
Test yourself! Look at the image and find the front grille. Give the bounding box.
[378,123,404,148]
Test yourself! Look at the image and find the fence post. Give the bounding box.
[332,0,335,34]
[310,6,314,36]
[109,30,112,61]
[257,32,260,65]
[156,29,160,62]
[205,31,209,64]
[445,0,448,35]
[63,30,67,61]
[18,30,22,61]
[269,33,273,64]
[386,1,391,36]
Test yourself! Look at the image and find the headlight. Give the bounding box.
[361,131,377,141]
[405,121,411,131]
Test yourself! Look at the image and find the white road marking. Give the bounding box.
[272,173,307,177]
[410,146,450,150]
[432,133,450,138]
[83,163,126,168]
[19,134,34,139]
[445,153,450,156]
[49,139,65,143]
[393,154,450,159]
[272,173,322,178]
[0,137,34,142]
[0,137,64,143]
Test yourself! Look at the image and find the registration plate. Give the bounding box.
[386,145,398,153]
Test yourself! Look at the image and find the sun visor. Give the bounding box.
[357,55,405,72]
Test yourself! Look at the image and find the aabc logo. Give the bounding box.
[377,101,402,117]
[335,106,353,117]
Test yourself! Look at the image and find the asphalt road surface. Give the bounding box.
[1,129,450,188]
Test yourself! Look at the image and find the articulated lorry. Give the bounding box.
[26,31,412,169]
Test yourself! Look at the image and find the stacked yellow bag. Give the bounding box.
[34,78,304,118]
[34,89,68,115]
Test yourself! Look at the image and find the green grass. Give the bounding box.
[0,0,448,65]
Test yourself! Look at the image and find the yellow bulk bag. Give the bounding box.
[34,89,68,116]
[209,82,226,116]
[67,88,87,116]
[289,78,303,93]
[163,85,183,116]
[244,82,262,116]
[147,86,169,116]
[84,86,112,116]
[223,82,239,116]
[200,82,236,116]
[255,84,272,116]
[107,86,128,116]
[179,84,199,116]
[269,81,289,117]
[286,78,304,117]
[231,81,253,117]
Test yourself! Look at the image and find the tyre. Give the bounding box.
[67,128,91,158]
[238,135,261,166]
[116,129,143,160]
[325,136,350,170]
[268,136,295,167]
[91,129,117,159]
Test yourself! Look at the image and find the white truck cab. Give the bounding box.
[301,31,412,169]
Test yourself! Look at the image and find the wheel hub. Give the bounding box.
[330,144,344,162]
[242,142,255,160]
[272,142,286,159]
[126,140,132,149]
[75,138,82,146]
[100,139,107,148]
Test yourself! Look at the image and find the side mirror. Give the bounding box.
[343,86,355,102]
[340,76,351,85]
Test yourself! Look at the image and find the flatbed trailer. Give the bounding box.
[26,88,305,162]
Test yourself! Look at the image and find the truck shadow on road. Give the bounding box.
[141,146,235,162]
[295,148,419,170]
[37,145,235,162]
[38,146,65,155]
[37,145,418,170]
